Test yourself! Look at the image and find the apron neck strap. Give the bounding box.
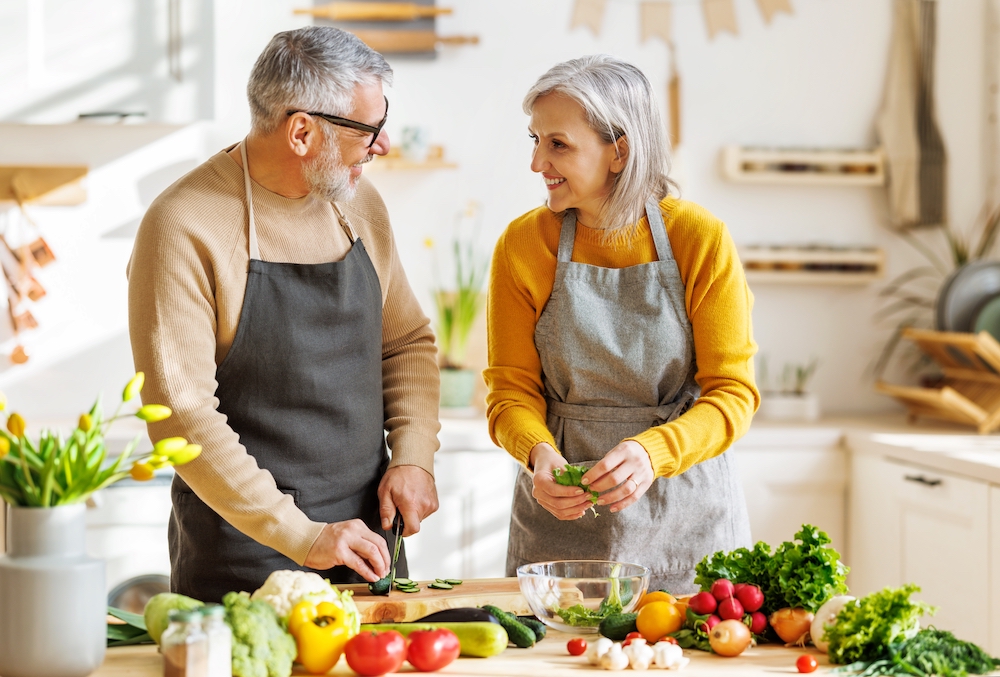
[557,210,577,262]
[240,140,262,261]
[645,198,674,263]
[330,203,358,243]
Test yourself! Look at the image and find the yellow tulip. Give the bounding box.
[130,461,155,481]
[136,404,172,423]
[423,237,434,249]
[123,372,145,402]
[0,391,7,412]
[7,413,25,438]
[147,454,170,469]
[165,444,202,466]
[78,413,93,432]
[0,436,9,460]
[153,437,187,454]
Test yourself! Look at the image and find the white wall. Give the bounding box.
[0,0,989,419]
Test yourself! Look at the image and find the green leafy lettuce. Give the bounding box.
[825,584,936,665]
[552,464,599,516]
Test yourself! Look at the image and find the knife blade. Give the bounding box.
[368,512,404,596]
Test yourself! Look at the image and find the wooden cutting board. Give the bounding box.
[343,577,532,623]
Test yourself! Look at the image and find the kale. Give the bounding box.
[834,628,1000,677]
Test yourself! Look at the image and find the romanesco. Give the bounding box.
[223,591,296,677]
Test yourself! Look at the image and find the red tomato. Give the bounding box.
[796,654,819,673]
[622,631,644,647]
[344,631,407,676]
[657,637,679,645]
[566,638,588,656]
[406,628,460,672]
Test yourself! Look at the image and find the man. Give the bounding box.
[127,26,440,603]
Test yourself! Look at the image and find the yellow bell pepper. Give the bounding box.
[288,599,355,674]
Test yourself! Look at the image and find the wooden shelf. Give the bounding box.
[368,144,457,171]
[741,245,885,285]
[721,146,885,186]
[0,165,88,206]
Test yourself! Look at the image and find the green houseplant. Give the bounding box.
[0,372,200,677]
[427,202,490,409]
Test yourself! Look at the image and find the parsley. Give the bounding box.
[552,464,600,516]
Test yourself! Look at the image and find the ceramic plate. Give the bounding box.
[936,260,1000,332]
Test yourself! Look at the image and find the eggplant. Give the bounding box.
[415,607,500,624]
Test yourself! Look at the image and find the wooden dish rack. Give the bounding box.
[876,328,1000,433]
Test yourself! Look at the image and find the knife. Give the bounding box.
[368,512,404,596]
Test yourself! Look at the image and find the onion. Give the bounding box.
[709,619,752,657]
[769,607,814,645]
[810,596,855,653]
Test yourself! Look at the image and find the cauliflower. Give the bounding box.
[223,591,296,677]
[250,570,360,632]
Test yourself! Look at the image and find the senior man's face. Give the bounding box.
[303,81,390,202]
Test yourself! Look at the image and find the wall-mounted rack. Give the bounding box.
[0,166,88,206]
[722,146,885,186]
[740,244,885,285]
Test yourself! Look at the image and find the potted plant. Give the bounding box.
[0,372,200,677]
[756,356,820,422]
[427,202,490,410]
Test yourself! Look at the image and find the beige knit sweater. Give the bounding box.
[127,148,440,566]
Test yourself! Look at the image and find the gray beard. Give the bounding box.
[303,135,355,203]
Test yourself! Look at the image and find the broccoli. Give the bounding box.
[223,591,297,677]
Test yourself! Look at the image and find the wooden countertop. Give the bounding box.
[95,634,830,677]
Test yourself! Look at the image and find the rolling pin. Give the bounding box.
[350,29,479,52]
[296,2,453,21]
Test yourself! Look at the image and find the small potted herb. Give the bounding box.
[756,356,820,421]
[426,202,490,410]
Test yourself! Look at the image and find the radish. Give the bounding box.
[718,597,745,621]
[710,579,735,601]
[733,583,748,595]
[688,591,718,615]
[736,584,764,612]
[700,614,721,633]
[749,611,767,635]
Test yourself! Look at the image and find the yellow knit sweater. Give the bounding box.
[484,197,759,478]
[127,148,440,566]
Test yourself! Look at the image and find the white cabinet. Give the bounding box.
[404,449,518,581]
[730,428,848,552]
[991,486,1000,654]
[849,454,991,648]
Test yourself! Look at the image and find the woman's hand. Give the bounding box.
[581,441,654,513]
[529,443,598,520]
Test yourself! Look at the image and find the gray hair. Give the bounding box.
[248,27,393,134]
[523,55,675,234]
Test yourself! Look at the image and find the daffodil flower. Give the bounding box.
[123,372,145,402]
[136,404,172,423]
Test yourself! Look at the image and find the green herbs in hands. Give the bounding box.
[552,464,599,517]
[825,584,936,665]
[0,373,201,507]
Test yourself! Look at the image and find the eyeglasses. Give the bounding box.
[286,96,389,149]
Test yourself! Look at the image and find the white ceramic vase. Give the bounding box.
[0,504,106,677]
[757,392,821,422]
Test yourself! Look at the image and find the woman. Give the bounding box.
[484,55,758,593]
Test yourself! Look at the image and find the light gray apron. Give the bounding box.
[506,198,751,594]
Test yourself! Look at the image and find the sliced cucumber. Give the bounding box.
[428,582,453,590]
[394,578,413,585]
[445,579,463,585]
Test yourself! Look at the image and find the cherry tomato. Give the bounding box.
[796,654,819,673]
[344,631,407,676]
[622,631,644,646]
[657,636,679,645]
[406,628,460,672]
[567,638,588,656]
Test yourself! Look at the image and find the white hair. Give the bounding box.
[248,26,393,134]
[523,55,676,234]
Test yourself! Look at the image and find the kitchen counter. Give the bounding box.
[93,633,830,677]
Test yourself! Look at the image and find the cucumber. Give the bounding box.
[368,577,391,596]
[482,605,536,648]
[428,582,453,590]
[445,579,463,585]
[599,612,638,641]
[394,578,413,586]
[359,622,507,657]
[516,615,547,640]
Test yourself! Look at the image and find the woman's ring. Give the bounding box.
[627,478,637,492]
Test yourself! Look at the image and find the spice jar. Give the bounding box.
[199,605,233,677]
[161,608,208,677]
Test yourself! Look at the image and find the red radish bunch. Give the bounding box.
[698,578,769,638]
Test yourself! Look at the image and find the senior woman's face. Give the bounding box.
[528,93,621,227]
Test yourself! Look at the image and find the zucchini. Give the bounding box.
[599,612,638,641]
[359,622,507,657]
[516,615,547,641]
[482,605,536,648]
[416,608,499,624]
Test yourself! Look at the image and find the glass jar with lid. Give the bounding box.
[198,605,232,677]
[161,608,208,677]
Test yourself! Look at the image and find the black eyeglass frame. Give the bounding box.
[286,96,389,149]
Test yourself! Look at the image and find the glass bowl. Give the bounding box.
[516,560,650,633]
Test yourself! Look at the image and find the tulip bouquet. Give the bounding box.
[0,372,200,507]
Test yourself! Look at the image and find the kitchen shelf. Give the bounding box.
[369,145,457,171]
[0,165,88,205]
[722,146,885,186]
[741,245,885,285]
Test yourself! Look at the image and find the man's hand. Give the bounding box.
[528,443,596,520]
[303,520,390,582]
[580,440,655,514]
[378,465,439,537]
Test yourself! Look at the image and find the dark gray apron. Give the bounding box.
[168,142,404,603]
[506,198,751,594]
